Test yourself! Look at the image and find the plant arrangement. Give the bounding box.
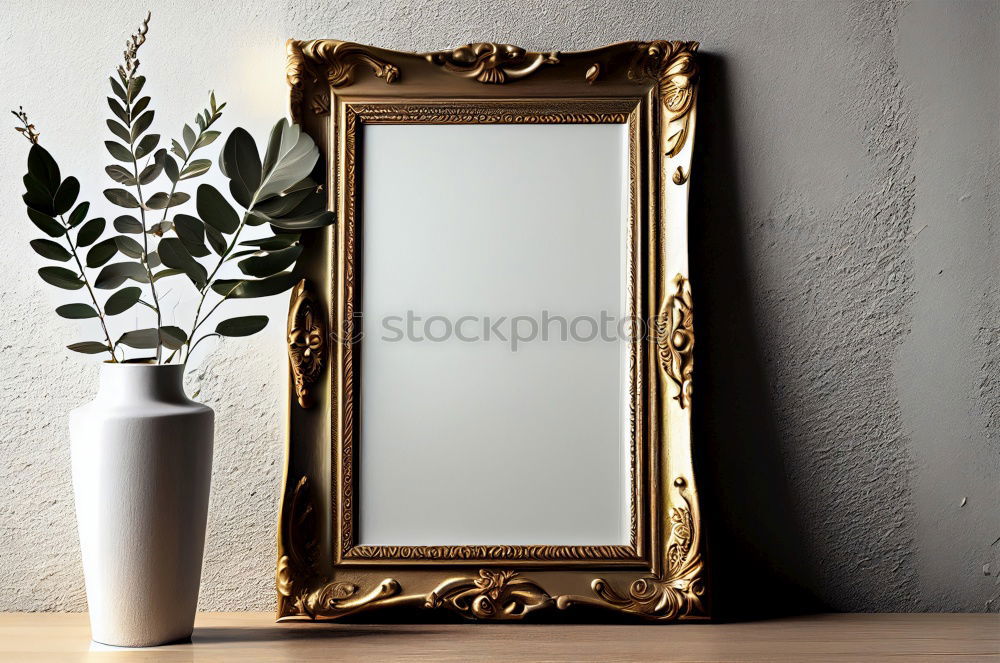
[12,12,332,364]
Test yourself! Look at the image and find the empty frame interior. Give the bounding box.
[358,123,631,546]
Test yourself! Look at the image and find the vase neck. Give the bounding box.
[96,363,190,404]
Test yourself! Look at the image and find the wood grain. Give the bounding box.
[0,612,997,662]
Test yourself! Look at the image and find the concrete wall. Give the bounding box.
[0,0,996,613]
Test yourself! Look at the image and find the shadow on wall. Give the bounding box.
[689,53,824,620]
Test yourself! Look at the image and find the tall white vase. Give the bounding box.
[70,363,214,647]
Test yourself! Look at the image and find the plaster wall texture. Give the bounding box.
[0,0,997,613]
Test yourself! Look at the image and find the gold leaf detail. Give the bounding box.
[585,62,601,84]
[287,280,325,409]
[654,274,693,409]
[286,39,399,122]
[629,41,699,157]
[426,569,553,620]
[311,92,330,116]
[423,43,558,84]
[556,477,706,620]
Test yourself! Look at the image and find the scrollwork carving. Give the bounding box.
[424,43,558,84]
[629,41,699,158]
[277,475,402,619]
[286,39,399,122]
[654,274,694,409]
[287,280,325,409]
[427,570,553,620]
[557,477,706,620]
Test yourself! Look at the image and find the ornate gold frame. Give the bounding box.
[279,39,704,621]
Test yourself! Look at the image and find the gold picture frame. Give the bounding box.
[278,39,705,622]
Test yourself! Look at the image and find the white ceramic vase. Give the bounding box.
[70,363,214,647]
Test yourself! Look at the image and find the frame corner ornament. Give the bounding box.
[287,279,325,409]
[557,477,706,620]
[423,43,559,84]
[629,40,699,158]
[286,39,399,122]
[655,274,694,409]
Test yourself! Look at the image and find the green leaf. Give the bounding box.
[220,127,261,208]
[109,76,127,101]
[194,130,221,150]
[27,144,60,193]
[30,238,72,261]
[104,188,140,208]
[86,237,118,267]
[145,191,190,210]
[211,272,298,298]
[266,209,335,231]
[183,124,196,151]
[68,341,112,354]
[237,244,303,278]
[27,208,65,237]
[77,218,106,247]
[152,268,183,282]
[114,235,144,258]
[56,303,99,319]
[113,215,143,234]
[197,184,239,234]
[38,266,84,290]
[107,97,129,125]
[159,326,188,350]
[53,177,80,215]
[134,133,159,159]
[131,110,154,140]
[256,119,320,204]
[179,159,212,180]
[170,139,187,161]
[205,225,226,255]
[254,178,317,218]
[105,140,133,163]
[94,261,149,288]
[105,164,136,185]
[104,286,142,315]
[127,75,145,102]
[22,173,53,213]
[147,250,161,268]
[138,149,168,185]
[239,234,301,250]
[174,214,210,257]
[67,201,90,228]
[117,328,160,349]
[106,118,131,144]
[163,153,180,183]
[132,96,150,118]
[158,238,207,288]
[216,315,268,337]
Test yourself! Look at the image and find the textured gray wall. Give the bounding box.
[0,0,997,613]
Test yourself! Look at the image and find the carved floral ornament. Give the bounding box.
[422,43,559,84]
[655,274,694,409]
[287,280,325,408]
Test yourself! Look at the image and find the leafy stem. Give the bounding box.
[59,213,117,362]
[182,212,249,363]
[128,146,164,362]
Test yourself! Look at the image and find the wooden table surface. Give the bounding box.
[0,612,997,662]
